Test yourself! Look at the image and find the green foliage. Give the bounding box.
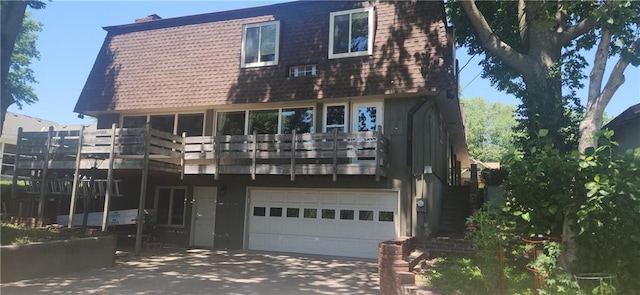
[418,256,534,295]
[461,97,517,162]
[501,130,640,293]
[9,11,43,109]
[0,222,58,245]
[447,1,640,152]
[465,205,516,293]
[481,168,508,186]
[528,241,581,295]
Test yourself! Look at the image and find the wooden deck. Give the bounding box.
[14,125,390,180]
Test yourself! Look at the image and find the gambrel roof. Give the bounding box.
[74,0,453,115]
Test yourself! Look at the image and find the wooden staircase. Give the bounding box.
[437,185,470,238]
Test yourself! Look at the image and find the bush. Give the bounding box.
[501,130,640,293]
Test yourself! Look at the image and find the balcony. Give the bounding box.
[13,126,390,181]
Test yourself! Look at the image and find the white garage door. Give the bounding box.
[247,188,399,259]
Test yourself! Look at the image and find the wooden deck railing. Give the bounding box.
[13,126,390,180]
[183,130,390,180]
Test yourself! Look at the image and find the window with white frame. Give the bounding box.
[241,21,280,68]
[216,107,314,135]
[329,7,374,59]
[323,104,347,133]
[289,65,317,77]
[121,113,204,136]
[155,187,187,227]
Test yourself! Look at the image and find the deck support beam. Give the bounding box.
[101,123,117,232]
[37,126,54,218]
[68,126,85,228]
[135,123,151,256]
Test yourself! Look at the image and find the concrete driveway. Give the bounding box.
[1,247,379,295]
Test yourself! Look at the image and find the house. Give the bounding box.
[13,1,468,259]
[604,103,640,157]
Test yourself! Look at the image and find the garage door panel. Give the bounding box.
[248,189,398,259]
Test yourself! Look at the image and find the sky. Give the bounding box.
[8,0,640,126]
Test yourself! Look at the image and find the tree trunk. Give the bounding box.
[0,1,28,136]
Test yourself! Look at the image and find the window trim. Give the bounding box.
[215,106,316,136]
[289,65,318,77]
[328,7,375,59]
[154,186,188,228]
[120,112,205,136]
[323,103,349,133]
[241,20,281,68]
[351,101,384,132]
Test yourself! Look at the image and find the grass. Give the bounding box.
[415,255,535,295]
[0,222,73,246]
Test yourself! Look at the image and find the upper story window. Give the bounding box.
[329,7,374,59]
[241,21,280,68]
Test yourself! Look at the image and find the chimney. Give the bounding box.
[135,14,162,23]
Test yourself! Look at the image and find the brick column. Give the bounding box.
[378,237,415,295]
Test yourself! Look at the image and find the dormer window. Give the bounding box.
[241,21,280,68]
[328,7,374,59]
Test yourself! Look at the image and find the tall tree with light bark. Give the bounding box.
[448,0,640,271]
[0,0,46,136]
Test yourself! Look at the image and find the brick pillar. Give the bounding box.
[378,237,416,295]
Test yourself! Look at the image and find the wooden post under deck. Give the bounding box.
[37,126,54,218]
[101,123,117,232]
[135,123,151,256]
[68,125,85,228]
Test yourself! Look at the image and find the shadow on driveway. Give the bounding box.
[1,247,380,294]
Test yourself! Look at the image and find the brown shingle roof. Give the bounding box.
[75,1,452,114]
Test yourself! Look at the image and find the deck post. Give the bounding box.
[375,130,381,182]
[290,130,296,181]
[251,130,257,180]
[11,128,23,199]
[135,123,151,256]
[68,125,85,228]
[101,123,117,232]
[180,132,186,180]
[332,128,338,182]
[213,136,219,181]
[37,126,54,218]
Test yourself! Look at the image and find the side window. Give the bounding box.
[155,187,187,227]
[149,115,175,133]
[281,107,314,134]
[324,104,347,133]
[177,114,204,136]
[122,116,146,128]
[241,21,280,68]
[329,8,374,59]
[217,111,246,136]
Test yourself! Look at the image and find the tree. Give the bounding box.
[448,0,640,271]
[0,0,46,136]
[461,97,517,162]
[9,12,43,109]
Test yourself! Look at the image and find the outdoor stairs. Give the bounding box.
[437,185,470,238]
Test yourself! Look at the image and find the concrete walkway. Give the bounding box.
[1,247,379,295]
